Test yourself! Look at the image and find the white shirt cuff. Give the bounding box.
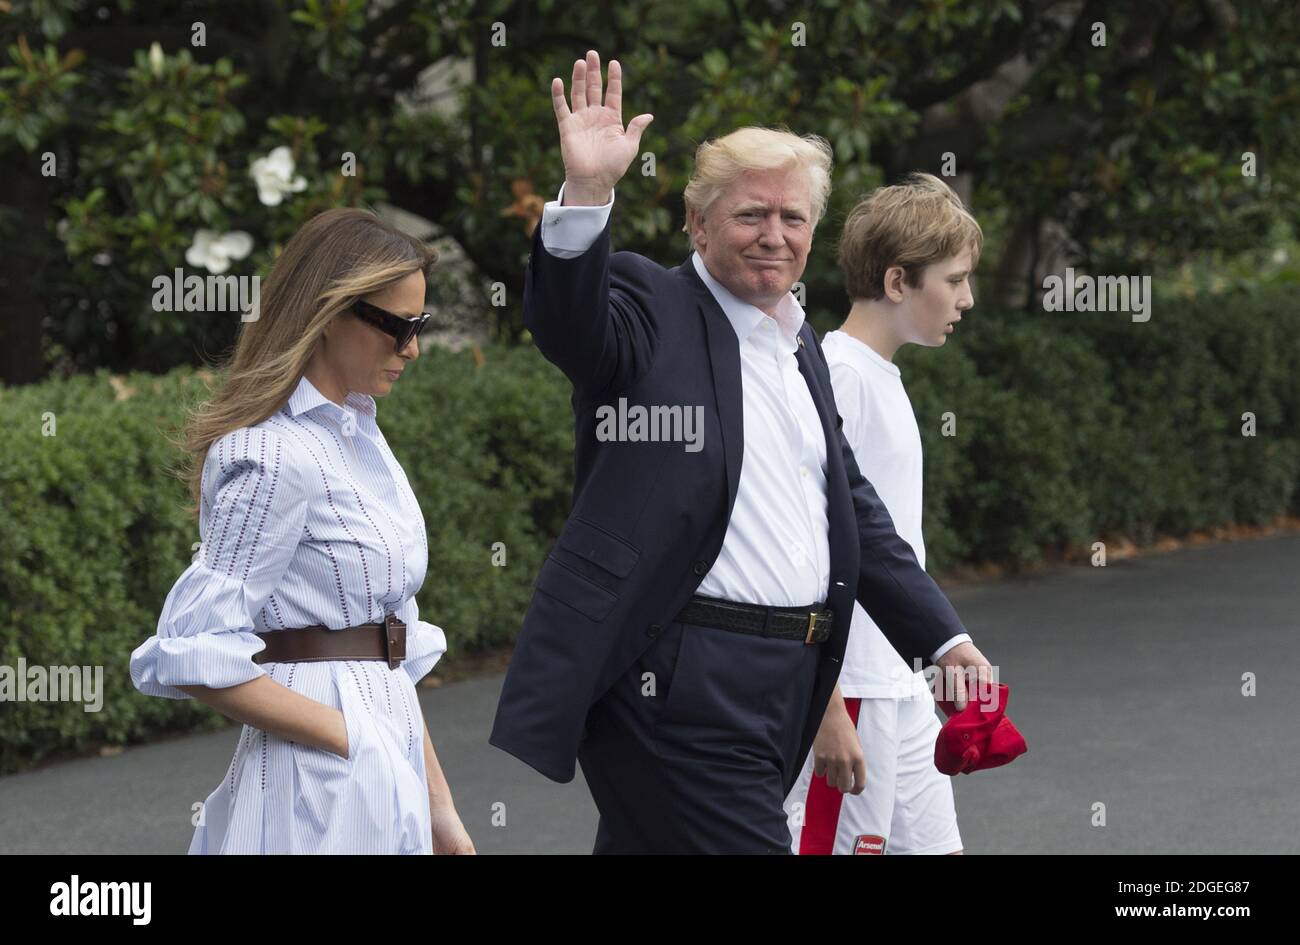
[539,183,615,258]
[931,633,972,664]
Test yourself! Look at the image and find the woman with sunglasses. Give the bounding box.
[130,207,474,854]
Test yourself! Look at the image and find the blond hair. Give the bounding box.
[682,126,833,244]
[838,172,983,301]
[172,207,437,516]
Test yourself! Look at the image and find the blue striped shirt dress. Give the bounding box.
[130,374,447,854]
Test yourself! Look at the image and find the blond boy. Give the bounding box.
[785,173,982,855]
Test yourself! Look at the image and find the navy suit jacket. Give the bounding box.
[489,216,969,792]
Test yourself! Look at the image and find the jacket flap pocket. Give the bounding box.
[556,517,640,578]
[535,555,619,622]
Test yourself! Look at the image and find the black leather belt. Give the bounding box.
[674,594,833,645]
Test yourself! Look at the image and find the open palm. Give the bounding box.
[552,50,653,205]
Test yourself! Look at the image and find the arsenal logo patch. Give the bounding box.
[853,834,886,855]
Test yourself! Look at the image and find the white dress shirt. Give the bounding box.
[130,374,446,853]
[539,186,968,664]
[688,253,832,607]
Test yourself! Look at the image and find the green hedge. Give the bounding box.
[2,288,1298,771]
[896,287,1300,562]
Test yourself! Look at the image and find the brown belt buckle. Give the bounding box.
[383,613,407,670]
[804,612,818,645]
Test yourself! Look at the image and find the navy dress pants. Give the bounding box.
[577,619,822,854]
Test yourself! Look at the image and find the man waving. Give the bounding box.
[490,50,993,854]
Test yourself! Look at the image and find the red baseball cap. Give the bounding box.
[935,682,1027,775]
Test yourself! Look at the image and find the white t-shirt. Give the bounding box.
[823,330,932,700]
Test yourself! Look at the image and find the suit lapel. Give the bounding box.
[793,331,833,451]
[678,257,744,520]
[793,332,842,476]
[794,328,854,573]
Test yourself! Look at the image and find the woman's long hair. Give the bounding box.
[173,207,438,517]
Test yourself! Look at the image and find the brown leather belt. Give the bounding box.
[252,613,407,670]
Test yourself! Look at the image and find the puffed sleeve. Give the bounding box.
[130,427,308,700]
[394,593,448,687]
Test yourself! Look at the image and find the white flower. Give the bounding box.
[148,42,164,78]
[249,146,308,207]
[186,229,254,274]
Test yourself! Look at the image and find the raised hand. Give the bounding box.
[551,50,653,206]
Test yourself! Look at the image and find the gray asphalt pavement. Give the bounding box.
[3,534,1297,854]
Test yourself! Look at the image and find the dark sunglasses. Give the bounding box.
[350,298,433,352]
